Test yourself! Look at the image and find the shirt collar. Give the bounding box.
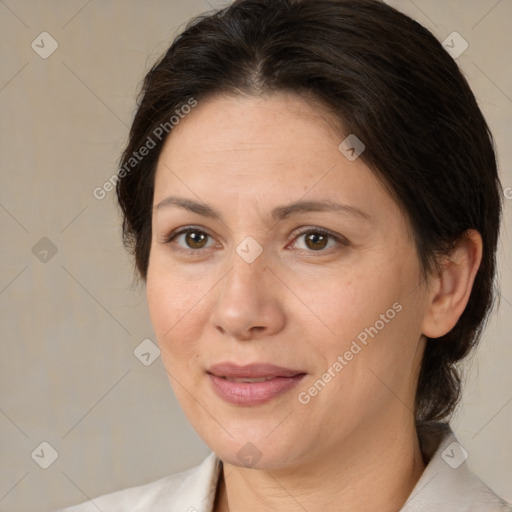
[172,422,509,512]
[402,421,509,511]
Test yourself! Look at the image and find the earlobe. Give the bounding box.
[421,229,483,339]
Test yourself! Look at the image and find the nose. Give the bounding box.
[209,254,286,341]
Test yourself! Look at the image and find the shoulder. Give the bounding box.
[56,452,221,512]
[402,422,511,512]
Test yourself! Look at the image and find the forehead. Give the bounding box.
[152,92,402,230]
[164,92,341,160]
[169,91,343,144]
[155,92,364,188]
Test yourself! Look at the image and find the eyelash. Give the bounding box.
[163,226,348,257]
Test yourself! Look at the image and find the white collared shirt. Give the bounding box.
[58,423,511,511]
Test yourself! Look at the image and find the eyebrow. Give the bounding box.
[154,196,372,222]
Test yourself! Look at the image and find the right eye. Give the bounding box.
[164,226,219,255]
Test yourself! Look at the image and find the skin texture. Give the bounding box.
[146,92,482,512]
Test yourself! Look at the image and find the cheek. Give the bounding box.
[145,260,208,366]
[307,265,399,344]
[312,252,423,373]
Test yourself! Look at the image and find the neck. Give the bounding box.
[214,415,426,512]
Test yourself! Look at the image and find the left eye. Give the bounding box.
[290,228,342,252]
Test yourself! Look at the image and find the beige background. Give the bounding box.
[0,1,510,510]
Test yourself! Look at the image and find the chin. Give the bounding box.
[201,422,308,471]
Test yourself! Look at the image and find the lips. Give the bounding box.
[208,362,304,379]
[207,363,306,406]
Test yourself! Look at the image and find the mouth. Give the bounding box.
[218,376,277,383]
[207,362,306,406]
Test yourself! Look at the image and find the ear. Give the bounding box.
[421,229,483,339]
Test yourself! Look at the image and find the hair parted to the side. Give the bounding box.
[116,0,502,423]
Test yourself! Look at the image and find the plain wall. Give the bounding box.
[0,1,510,510]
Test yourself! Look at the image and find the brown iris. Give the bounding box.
[304,231,329,251]
[185,230,208,249]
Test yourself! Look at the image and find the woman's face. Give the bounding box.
[147,92,430,470]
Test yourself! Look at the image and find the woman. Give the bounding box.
[60,0,510,510]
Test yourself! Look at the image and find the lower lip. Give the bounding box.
[208,373,306,406]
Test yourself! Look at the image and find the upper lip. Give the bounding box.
[207,363,305,379]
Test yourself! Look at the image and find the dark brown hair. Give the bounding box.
[116,0,502,422]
